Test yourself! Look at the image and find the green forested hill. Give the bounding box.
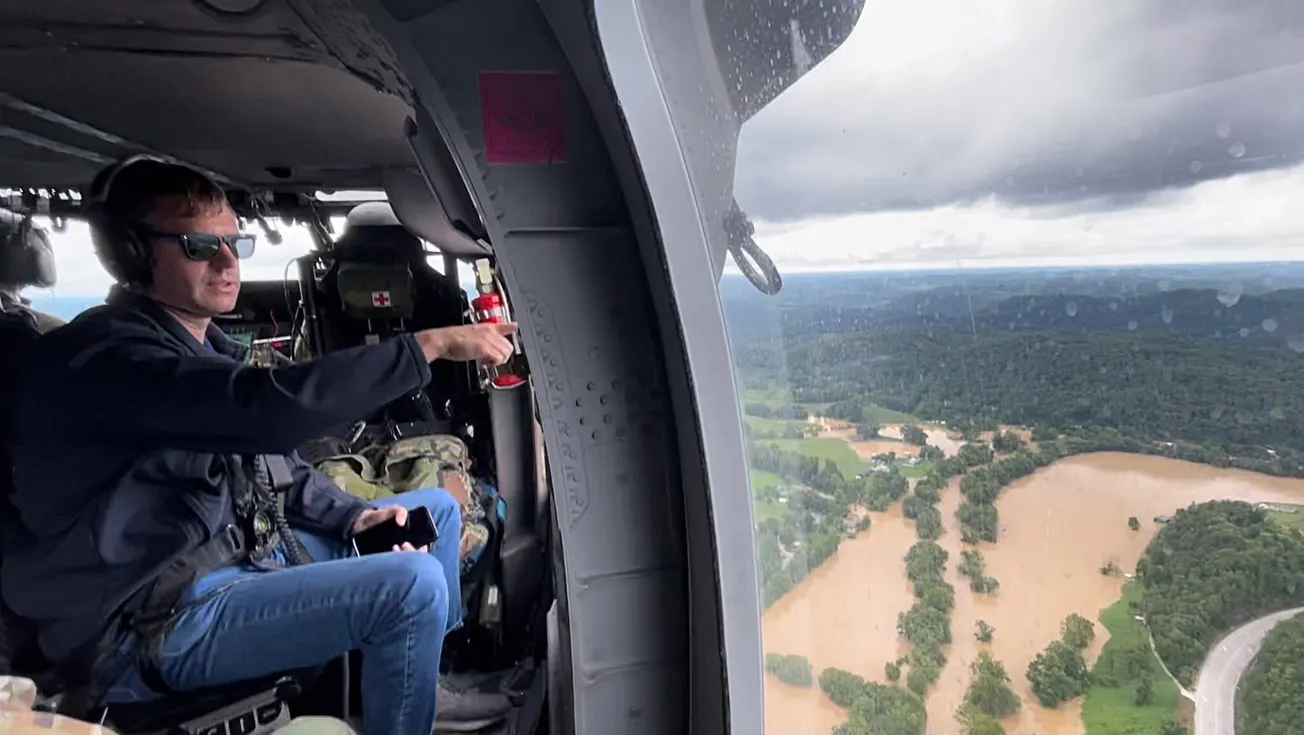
[1135,501,1304,686]
[736,328,1304,451]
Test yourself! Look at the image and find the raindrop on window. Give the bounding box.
[1161,305,1174,324]
[1239,327,1250,338]
[1263,318,1279,333]
[1190,161,1204,174]
[789,18,813,76]
[1216,123,1232,138]
[1229,142,1247,158]
[1127,320,1138,331]
[1216,285,1243,307]
[1065,301,1078,317]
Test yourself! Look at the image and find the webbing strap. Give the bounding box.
[249,455,313,568]
[264,455,295,490]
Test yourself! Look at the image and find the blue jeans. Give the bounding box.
[103,488,463,735]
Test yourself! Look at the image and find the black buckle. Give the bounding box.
[223,523,247,553]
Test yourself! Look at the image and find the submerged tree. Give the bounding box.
[964,651,1021,719]
[1061,613,1096,650]
[1026,640,1090,708]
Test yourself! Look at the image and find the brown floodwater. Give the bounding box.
[761,452,1304,734]
[852,440,922,461]
[878,423,965,458]
[763,504,920,735]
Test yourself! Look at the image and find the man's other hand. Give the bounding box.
[414,323,518,365]
[351,506,428,553]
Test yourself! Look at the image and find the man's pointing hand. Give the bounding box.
[414,322,518,365]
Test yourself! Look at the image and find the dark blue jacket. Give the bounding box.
[0,292,432,664]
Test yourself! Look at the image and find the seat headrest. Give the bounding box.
[335,202,423,256]
[344,201,402,229]
[0,209,55,290]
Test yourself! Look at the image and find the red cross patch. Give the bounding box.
[371,291,391,307]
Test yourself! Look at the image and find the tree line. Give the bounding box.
[735,326,1304,454]
[820,667,926,735]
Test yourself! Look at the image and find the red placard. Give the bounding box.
[479,72,568,164]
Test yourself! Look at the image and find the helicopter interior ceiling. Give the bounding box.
[0,0,416,195]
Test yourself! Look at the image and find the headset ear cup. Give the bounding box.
[85,153,167,288]
[124,228,152,286]
[88,209,151,288]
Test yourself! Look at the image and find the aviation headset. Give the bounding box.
[0,207,56,290]
[86,154,228,288]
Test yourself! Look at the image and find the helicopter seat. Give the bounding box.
[0,210,58,679]
[334,259,416,345]
[93,668,322,735]
[312,227,448,429]
[0,308,45,683]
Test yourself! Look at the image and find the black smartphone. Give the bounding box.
[351,506,438,556]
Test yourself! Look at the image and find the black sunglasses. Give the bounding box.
[137,226,257,261]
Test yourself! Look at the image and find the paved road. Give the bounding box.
[1194,607,1304,735]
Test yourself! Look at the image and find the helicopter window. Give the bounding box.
[631,0,1304,733]
[21,212,473,325]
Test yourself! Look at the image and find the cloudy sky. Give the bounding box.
[734,0,1304,270]
[21,0,1304,299]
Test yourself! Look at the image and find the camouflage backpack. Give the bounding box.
[381,435,491,565]
[304,434,494,569]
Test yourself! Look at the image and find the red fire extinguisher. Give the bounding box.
[470,258,525,389]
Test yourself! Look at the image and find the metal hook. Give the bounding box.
[724,201,783,296]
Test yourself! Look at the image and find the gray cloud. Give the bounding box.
[733,0,1304,222]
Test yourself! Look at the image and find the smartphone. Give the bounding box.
[351,506,438,556]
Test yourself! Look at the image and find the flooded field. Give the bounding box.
[877,423,965,458]
[761,452,1304,734]
[813,418,965,461]
[851,440,921,461]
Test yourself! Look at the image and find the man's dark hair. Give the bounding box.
[95,159,228,225]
